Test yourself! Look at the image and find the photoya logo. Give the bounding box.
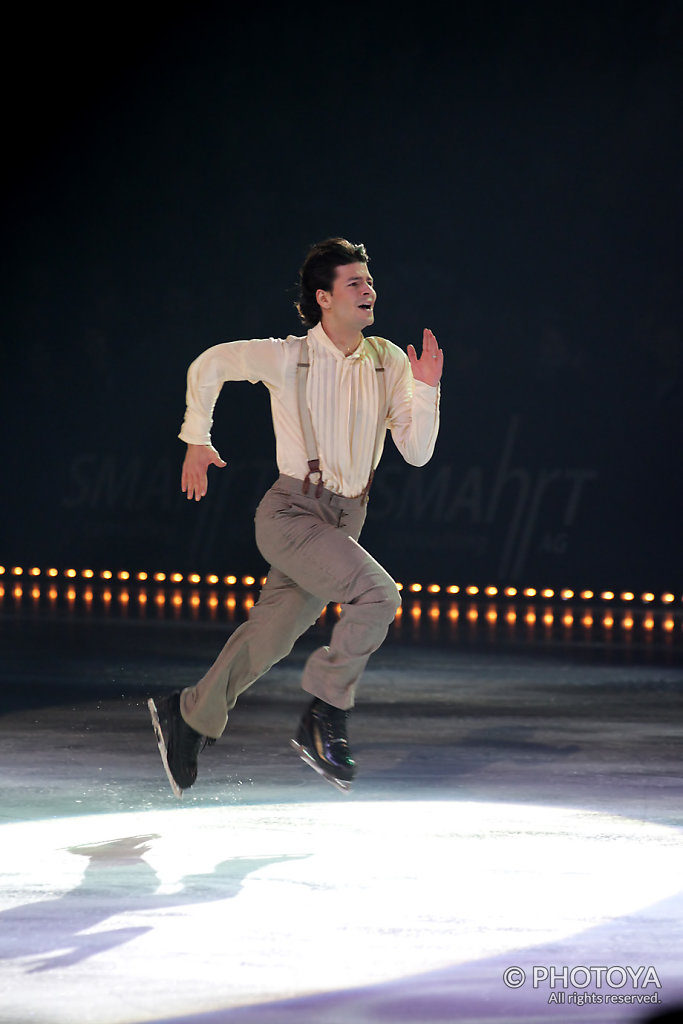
[503,964,663,1006]
[505,965,662,989]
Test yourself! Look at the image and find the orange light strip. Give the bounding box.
[0,567,680,607]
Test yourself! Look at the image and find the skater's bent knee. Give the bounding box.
[350,568,402,622]
[372,578,402,621]
[389,583,402,618]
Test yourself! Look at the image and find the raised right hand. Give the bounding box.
[181,444,227,501]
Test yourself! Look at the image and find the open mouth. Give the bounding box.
[358,304,373,310]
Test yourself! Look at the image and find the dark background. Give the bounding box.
[2,0,682,590]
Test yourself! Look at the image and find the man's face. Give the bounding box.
[317,262,376,332]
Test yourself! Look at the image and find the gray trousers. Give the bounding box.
[180,475,402,738]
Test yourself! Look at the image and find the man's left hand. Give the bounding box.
[407,328,443,387]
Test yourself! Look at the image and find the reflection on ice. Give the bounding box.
[1,801,682,1023]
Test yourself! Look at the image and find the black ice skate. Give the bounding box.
[290,697,356,793]
[147,691,213,798]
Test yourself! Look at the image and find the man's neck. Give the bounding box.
[319,318,363,356]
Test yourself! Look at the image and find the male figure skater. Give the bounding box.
[148,238,443,796]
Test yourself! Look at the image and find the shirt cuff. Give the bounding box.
[178,412,212,446]
[413,379,440,402]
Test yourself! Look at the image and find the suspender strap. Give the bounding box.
[296,336,387,502]
[360,339,386,505]
[297,339,323,497]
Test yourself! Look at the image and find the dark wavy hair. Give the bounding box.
[296,238,369,328]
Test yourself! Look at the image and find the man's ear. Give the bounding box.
[316,288,332,310]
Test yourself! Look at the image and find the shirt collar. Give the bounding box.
[309,322,367,362]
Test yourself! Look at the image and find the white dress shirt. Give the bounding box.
[179,322,440,498]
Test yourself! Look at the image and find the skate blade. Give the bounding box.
[148,698,183,800]
[289,739,352,793]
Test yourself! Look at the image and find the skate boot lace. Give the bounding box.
[320,706,351,754]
